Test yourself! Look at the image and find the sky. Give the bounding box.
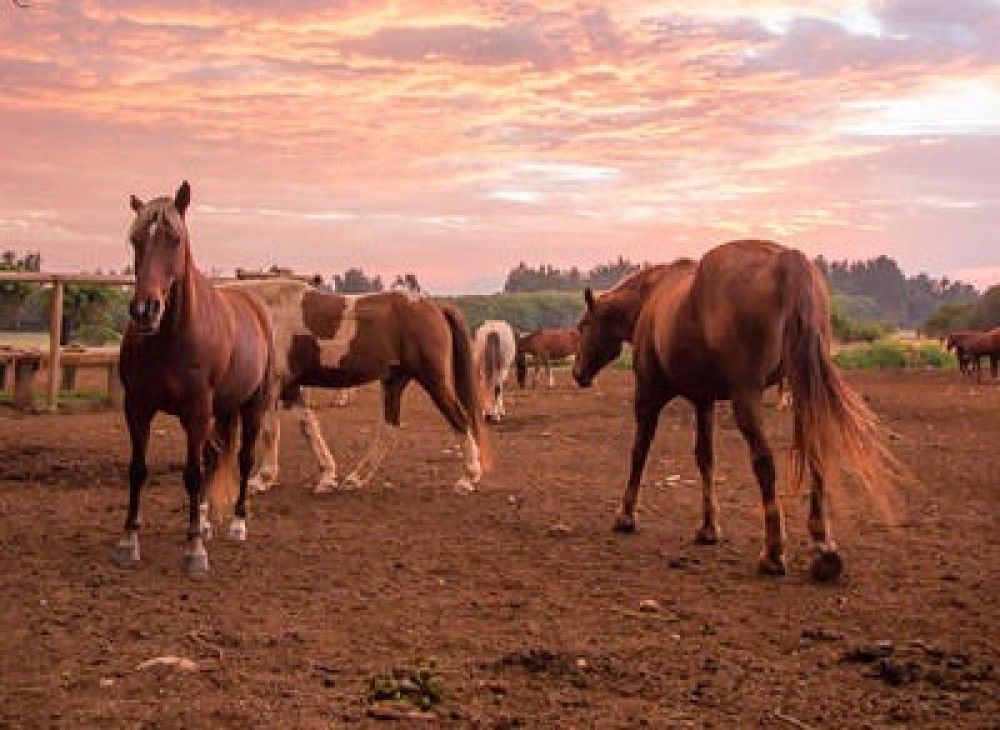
[1,1,999,294]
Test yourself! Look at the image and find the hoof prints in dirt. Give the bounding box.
[841,639,996,691]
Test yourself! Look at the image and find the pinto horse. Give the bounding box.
[515,327,580,388]
[223,279,489,493]
[114,181,274,575]
[474,320,517,422]
[573,239,898,582]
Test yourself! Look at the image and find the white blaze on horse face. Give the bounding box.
[318,295,360,368]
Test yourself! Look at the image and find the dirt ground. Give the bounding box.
[0,368,997,729]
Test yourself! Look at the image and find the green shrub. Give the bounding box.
[834,339,954,370]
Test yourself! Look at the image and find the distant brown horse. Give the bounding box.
[114,181,274,575]
[516,327,580,388]
[945,330,985,376]
[962,328,1000,379]
[573,239,898,582]
[224,280,489,493]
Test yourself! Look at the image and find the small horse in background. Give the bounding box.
[115,181,274,575]
[945,330,984,376]
[573,239,899,582]
[962,328,1000,379]
[516,327,580,388]
[474,320,517,422]
[225,279,489,493]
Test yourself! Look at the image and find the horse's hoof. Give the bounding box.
[201,521,214,541]
[694,525,720,545]
[340,474,363,490]
[454,478,477,494]
[612,515,637,533]
[757,553,787,577]
[111,542,140,568]
[810,550,844,583]
[247,478,270,495]
[228,519,247,542]
[313,475,340,493]
[182,552,210,576]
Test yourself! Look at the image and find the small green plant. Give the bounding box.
[367,659,443,712]
[833,339,955,370]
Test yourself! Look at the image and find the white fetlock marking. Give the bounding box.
[199,503,214,540]
[454,477,476,494]
[460,429,482,485]
[228,518,247,542]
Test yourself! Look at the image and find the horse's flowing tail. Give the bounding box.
[206,417,242,518]
[485,331,500,385]
[442,306,492,471]
[778,250,901,515]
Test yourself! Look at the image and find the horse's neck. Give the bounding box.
[163,256,213,340]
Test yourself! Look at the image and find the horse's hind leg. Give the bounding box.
[615,385,670,533]
[693,401,721,544]
[417,372,481,493]
[343,374,407,489]
[806,462,842,582]
[732,391,786,576]
[113,399,153,567]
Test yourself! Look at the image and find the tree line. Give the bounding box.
[1,249,995,344]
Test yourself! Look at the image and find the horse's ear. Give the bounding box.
[174,180,191,216]
[129,195,144,214]
[584,287,596,312]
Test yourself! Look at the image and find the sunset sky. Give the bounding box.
[1,1,998,293]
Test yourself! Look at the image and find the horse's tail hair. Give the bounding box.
[442,305,492,471]
[206,416,242,519]
[485,331,500,385]
[778,249,903,517]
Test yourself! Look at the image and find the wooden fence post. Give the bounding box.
[47,279,64,411]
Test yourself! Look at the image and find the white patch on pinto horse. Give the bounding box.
[317,295,360,368]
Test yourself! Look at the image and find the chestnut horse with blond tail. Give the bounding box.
[573,239,899,582]
[114,182,274,575]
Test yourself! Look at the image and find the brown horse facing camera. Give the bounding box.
[573,239,899,582]
[515,327,580,388]
[223,279,490,494]
[115,181,274,575]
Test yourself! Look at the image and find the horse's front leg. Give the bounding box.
[614,385,670,533]
[113,399,153,567]
[693,401,721,544]
[293,391,339,492]
[247,403,280,494]
[230,399,267,541]
[181,405,212,576]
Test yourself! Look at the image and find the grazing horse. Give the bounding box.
[962,328,1000,379]
[114,181,274,575]
[515,327,580,388]
[573,239,898,582]
[223,279,489,493]
[945,330,984,376]
[474,320,517,422]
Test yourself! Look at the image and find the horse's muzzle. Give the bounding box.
[129,296,164,334]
